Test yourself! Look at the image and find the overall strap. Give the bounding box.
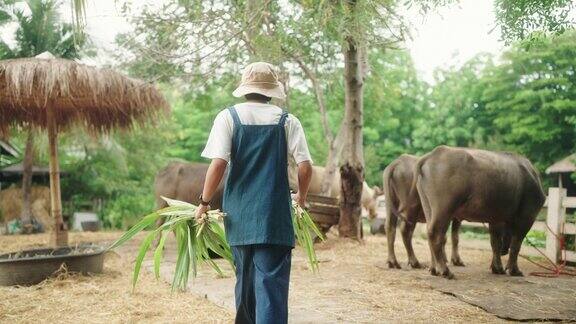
[278,111,289,127]
[228,106,242,126]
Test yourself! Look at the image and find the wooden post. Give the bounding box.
[20,130,35,232]
[47,106,68,247]
[545,187,566,263]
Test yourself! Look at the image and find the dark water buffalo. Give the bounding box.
[414,146,545,279]
[383,154,464,269]
[154,162,224,211]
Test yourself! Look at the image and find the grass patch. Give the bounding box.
[459,225,547,249]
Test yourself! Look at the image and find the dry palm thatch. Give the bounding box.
[0,55,169,136]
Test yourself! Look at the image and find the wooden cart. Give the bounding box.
[306,194,340,235]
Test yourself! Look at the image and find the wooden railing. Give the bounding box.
[545,187,576,263]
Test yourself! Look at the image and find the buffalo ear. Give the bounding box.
[373,186,383,197]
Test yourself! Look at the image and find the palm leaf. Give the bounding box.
[132,231,156,290]
[161,196,196,208]
[108,211,160,250]
[153,230,169,279]
[292,202,324,272]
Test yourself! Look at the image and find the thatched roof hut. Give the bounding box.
[0,53,169,246]
[0,54,169,136]
[546,154,575,194]
[546,154,576,175]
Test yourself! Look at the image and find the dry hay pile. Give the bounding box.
[0,186,51,229]
[0,232,233,323]
[0,232,123,254]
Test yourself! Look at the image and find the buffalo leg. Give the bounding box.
[450,220,465,266]
[386,210,401,269]
[506,223,532,276]
[417,181,437,275]
[501,228,511,256]
[400,220,421,269]
[506,202,539,276]
[506,234,524,276]
[427,218,453,279]
[489,223,506,274]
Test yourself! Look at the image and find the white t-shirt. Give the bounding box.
[201,102,313,164]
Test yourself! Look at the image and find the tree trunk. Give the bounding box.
[338,30,364,239]
[20,130,35,233]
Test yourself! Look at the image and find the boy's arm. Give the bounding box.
[197,110,232,219]
[287,114,313,206]
[293,161,312,206]
[195,158,228,218]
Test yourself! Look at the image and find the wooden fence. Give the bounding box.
[545,187,576,264]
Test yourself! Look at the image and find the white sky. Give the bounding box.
[3,0,505,83]
[405,0,503,81]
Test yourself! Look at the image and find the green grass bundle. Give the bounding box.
[109,197,325,291]
[292,201,325,272]
[108,197,233,292]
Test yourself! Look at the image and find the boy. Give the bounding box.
[194,62,313,324]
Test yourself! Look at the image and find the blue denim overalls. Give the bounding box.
[223,106,294,324]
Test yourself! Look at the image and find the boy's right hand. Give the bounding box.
[292,192,306,207]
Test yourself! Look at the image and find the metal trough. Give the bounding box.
[0,244,105,286]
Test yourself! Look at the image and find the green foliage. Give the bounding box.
[60,126,169,229]
[0,0,90,59]
[495,0,575,42]
[525,229,546,248]
[460,226,547,249]
[405,30,576,178]
[411,54,495,153]
[363,49,428,180]
[106,28,576,200]
[481,31,576,169]
[0,152,18,167]
[164,76,238,162]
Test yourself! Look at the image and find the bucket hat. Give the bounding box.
[232,62,286,100]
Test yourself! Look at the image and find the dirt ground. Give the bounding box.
[288,233,571,323]
[0,231,572,323]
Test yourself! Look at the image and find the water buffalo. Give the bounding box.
[154,161,224,210]
[415,146,545,279]
[383,154,464,269]
[288,165,382,218]
[155,162,382,223]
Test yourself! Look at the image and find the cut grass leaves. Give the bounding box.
[109,197,325,291]
[108,197,232,292]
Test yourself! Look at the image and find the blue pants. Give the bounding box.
[231,244,292,324]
